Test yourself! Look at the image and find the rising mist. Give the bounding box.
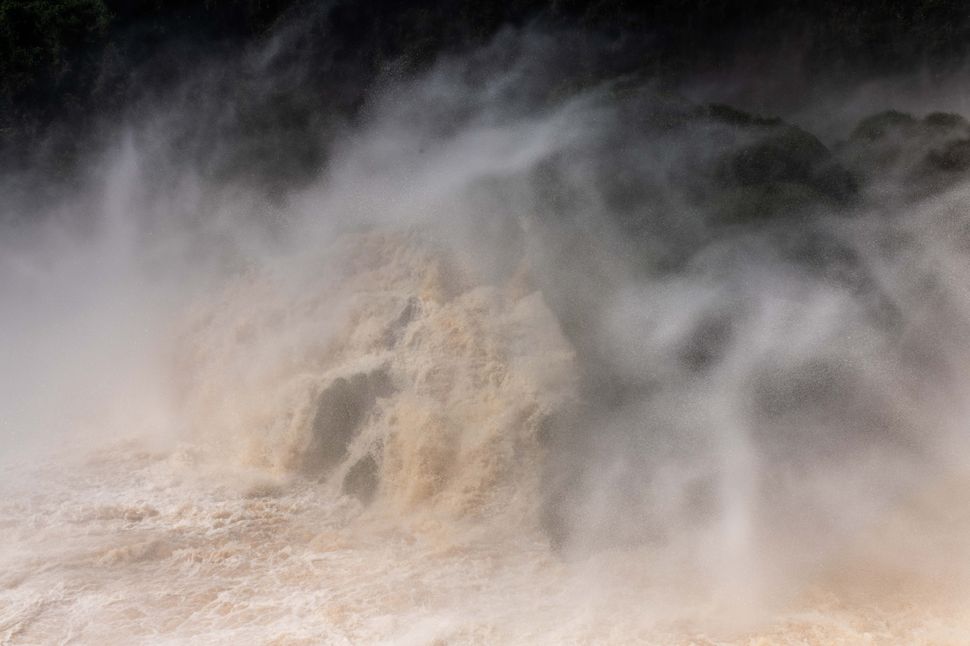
[3,5,970,643]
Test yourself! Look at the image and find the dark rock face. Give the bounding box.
[837,110,970,197]
[531,101,970,555]
[851,110,920,142]
[531,95,858,276]
[342,453,380,504]
[705,109,858,223]
[524,99,879,434]
[301,369,393,476]
[926,137,970,173]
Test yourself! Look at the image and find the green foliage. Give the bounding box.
[0,0,110,100]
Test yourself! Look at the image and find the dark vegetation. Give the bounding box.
[4,0,970,187]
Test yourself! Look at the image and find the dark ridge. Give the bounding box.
[836,109,970,197]
[850,110,920,142]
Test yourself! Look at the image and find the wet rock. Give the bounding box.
[342,453,380,504]
[301,370,393,475]
[851,110,919,142]
[926,138,970,173]
[704,106,858,222]
[837,109,970,197]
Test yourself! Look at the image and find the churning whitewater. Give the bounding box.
[4,221,970,644]
[177,230,576,524]
[5,22,970,645]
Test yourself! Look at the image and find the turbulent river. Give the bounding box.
[3,230,970,645]
[5,33,970,644]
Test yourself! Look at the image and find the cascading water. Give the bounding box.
[4,19,970,645]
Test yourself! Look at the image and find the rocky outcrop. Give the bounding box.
[837,110,970,198]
